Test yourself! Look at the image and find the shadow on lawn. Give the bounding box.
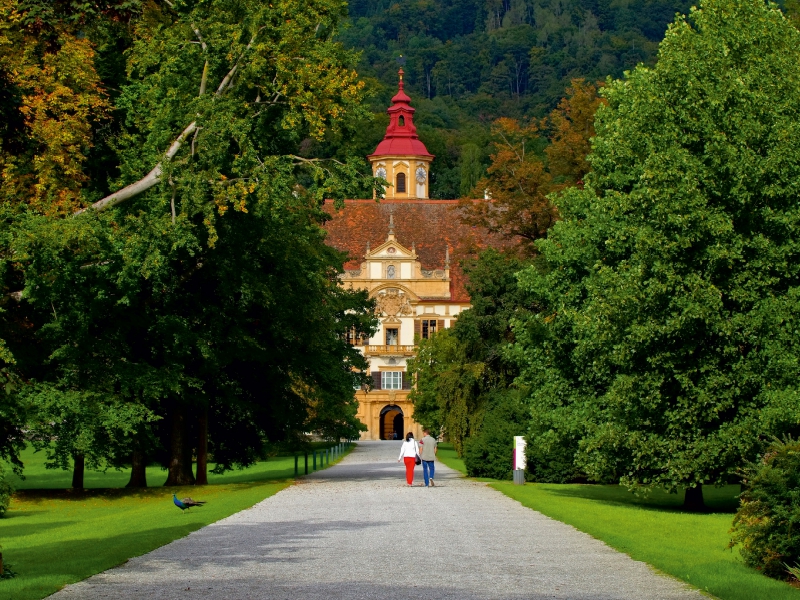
[11,479,291,504]
[0,520,77,538]
[526,483,741,514]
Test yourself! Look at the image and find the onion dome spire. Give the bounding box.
[368,69,433,158]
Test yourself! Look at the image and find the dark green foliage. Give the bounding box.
[338,0,696,196]
[514,0,800,500]
[0,365,26,474]
[1,0,375,485]
[0,461,13,517]
[463,390,529,480]
[409,249,529,456]
[731,438,800,580]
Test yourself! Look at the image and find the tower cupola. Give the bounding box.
[368,69,434,199]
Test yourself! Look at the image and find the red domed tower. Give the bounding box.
[368,69,434,199]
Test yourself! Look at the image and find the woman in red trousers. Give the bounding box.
[397,432,420,486]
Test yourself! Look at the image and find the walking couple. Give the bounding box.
[397,429,438,487]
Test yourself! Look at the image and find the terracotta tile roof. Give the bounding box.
[322,199,511,303]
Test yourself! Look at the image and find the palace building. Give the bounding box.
[323,71,506,441]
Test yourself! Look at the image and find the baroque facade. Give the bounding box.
[323,72,506,440]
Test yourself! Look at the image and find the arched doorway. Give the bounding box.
[379,405,404,440]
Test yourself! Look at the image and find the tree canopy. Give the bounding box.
[1,0,376,487]
[513,0,800,507]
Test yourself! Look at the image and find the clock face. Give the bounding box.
[375,167,387,179]
[415,166,427,184]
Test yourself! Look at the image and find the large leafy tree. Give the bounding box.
[3,0,375,485]
[515,0,800,507]
[409,250,529,462]
[458,80,603,255]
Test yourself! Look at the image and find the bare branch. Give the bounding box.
[215,28,264,97]
[287,155,346,168]
[216,64,238,96]
[191,23,208,52]
[169,179,176,224]
[75,27,266,215]
[76,121,198,215]
[199,61,208,96]
[191,126,201,156]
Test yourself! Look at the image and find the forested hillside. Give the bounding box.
[337,0,702,197]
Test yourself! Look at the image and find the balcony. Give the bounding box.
[363,344,417,356]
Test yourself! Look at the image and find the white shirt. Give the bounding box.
[398,439,419,459]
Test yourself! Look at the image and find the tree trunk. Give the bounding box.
[164,406,196,486]
[195,407,208,486]
[683,484,705,511]
[72,454,85,489]
[126,446,148,488]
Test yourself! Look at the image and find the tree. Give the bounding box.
[458,118,555,255]
[4,0,376,487]
[515,0,800,508]
[409,249,529,463]
[544,78,604,186]
[0,1,142,473]
[0,0,125,215]
[457,80,604,255]
[785,0,800,26]
[25,387,155,488]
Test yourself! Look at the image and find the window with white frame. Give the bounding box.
[382,371,402,390]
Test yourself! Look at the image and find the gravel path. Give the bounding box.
[52,441,704,599]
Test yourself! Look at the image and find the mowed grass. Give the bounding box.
[437,443,800,600]
[436,442,466,474]
[1,445,351,600]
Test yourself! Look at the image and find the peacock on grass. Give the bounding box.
[172,494,207,513]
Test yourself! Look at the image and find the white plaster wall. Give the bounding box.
[416,182,426,198]
[370,324,383,346]
[370,262,381,278]
[436,305,446,315]
[400,318,415,345]
[400,263,412,279]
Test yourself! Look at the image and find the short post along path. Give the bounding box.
[53,442,703,599]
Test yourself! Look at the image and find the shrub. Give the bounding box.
[0,464,13,517]
[463,391,530,480]
[730,438,800,580]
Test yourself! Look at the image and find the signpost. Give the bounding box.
[513,436,526,485]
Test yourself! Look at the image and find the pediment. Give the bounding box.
[369,238,415,259]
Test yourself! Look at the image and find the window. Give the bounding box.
[386,265,396,279]
[345,328,367,346]
[421,319,437,339]
[382,371,402,390]
[386,328,398,346]
[396,172,406,193]
[352,371,364,390]
[398,115,405,126]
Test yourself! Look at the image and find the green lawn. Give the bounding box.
[436,442,466,474]
[1,444,352,600]
[437,443,800,600]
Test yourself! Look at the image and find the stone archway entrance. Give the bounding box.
[379,405,404,440]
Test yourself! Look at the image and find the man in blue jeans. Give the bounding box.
[419,428,438,487]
